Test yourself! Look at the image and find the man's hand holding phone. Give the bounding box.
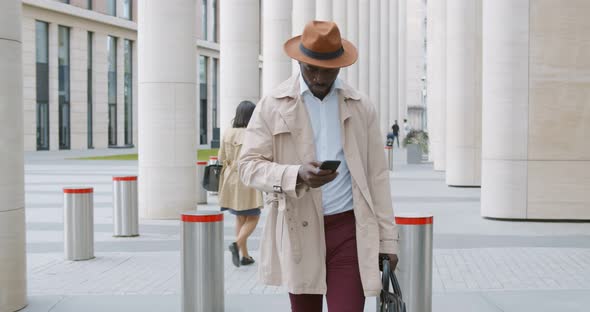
[297,161,340,188]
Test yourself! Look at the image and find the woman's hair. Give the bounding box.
[232,100,256,128]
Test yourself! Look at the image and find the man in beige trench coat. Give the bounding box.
[239,21,400,311]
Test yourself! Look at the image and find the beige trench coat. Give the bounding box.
[218,128,263,210]
[238,75,399,297]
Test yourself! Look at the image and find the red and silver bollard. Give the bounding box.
[112,176,139,237]
[395,214,433,312]
[63,187,94,261]
[181,211,224,312]
[196,161,208,204]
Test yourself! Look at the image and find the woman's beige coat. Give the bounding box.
[218,128,263,210]
[238,75,399,297]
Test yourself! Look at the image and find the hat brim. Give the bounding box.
[284,35,358,69]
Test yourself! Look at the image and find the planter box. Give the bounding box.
[406,144,422,164]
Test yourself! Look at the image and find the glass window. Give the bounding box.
[108,36,117,146]
[199,56,208,145]
[88,32,93,148]
[212,58,218,130]
[202,0,208,39]
[107,0,116,16]
[87,0,92,10]
[36,21,50,151]
[124,39,133,146]
[212,0,218,42]
[58,26,71,150]
[122,0,132,20]
[59,0,70,3]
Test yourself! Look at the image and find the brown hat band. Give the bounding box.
[299,43,344,61]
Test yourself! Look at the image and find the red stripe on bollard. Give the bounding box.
[112,176,138,181]
[395,216,433,225]
[63,188,93,194]
[181,213,223,223]
[196,161,208,165]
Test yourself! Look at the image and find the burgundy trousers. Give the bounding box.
[289,210,365,312]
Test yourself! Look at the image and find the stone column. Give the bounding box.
[358,0,369,95]
[427,0,447,171]
[262,0,292,94]
[481,0,590,220]
[138,0,197,219]
[379,0,389,137]
[49,23,59,151]
[368,0,380,113]
[333,0,347,82]
[0,0,26,311]
[220,0,260,132]
[389,0,399,128]
[345,0,358,88]
[316,0,332,20]
[397,0,407,126]
[292,0,316,74]
[445,0,482,187]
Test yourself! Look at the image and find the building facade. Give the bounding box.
[21,0,222,152]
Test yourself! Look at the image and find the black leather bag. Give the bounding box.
[202,163,223,192]
[378,259,407,312]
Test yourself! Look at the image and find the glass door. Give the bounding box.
[109,104,117,146]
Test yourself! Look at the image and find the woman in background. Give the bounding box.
[218,100,263,267]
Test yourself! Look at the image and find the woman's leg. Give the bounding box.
[235,215,247,238]
[236,215,260,258]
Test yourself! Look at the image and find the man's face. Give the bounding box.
[299,62,340,99]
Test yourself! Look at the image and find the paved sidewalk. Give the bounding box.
[20,149,590,311]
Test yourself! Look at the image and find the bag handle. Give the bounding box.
[381,259,404,300]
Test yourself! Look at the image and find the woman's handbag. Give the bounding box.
[202,162,223,192]
[378,259,407,312]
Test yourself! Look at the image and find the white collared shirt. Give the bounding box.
[299,74,354,216]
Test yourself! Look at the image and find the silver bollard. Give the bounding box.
[112,176,139,237]
[385,146,393,171]
[395,214,433,312]
[63,187,94,261]
[181,211,224,312]
[196,161,208,204]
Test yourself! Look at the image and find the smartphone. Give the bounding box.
[319,160,341,172]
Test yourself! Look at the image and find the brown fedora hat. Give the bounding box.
[284,21,358,69]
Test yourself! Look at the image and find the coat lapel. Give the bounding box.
[339,90,375,210]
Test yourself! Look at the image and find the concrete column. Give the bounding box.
[389,0,399,128]
[220,0,260,133]
[333,0,347,82]
[70,29,88,150]
[358,0,369,95]
[345,0,358,88]
[316,0,332,20]
[292,0,315,74]
[405,0,427,130]
[481,0,590,220]
[379,0,389,137]
[93,33,109,149]
[138,0,197,219]
[368,0,380,113]
[49,23,59,150]
[22,16,36,152]
[0,0,26,311]
[397,0,407,126]
[445,0,482,186]
[427,0,447,171]
[262,0,292,94]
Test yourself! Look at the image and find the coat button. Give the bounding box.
[302,221,308,227]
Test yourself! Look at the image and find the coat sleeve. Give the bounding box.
[365,101,400,255]
[238,100,309,199]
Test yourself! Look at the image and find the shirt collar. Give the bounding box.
[299,73,343,98]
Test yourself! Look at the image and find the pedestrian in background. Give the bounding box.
[218,100,263,267]
[391,120,400,147]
